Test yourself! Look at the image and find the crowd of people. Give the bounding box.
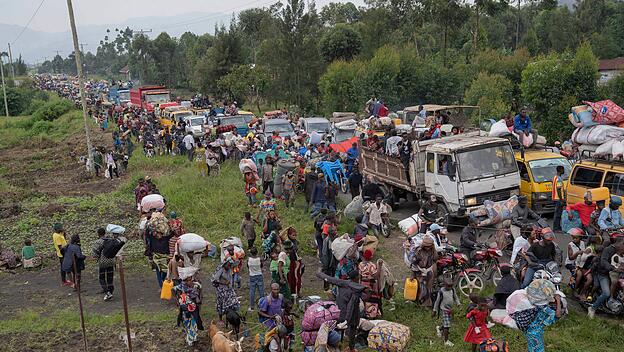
[13,75,623,352]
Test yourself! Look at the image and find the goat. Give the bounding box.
[225,308,246,339]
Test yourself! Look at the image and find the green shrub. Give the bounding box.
[22,99,47,115]
[32,100,73,122]
[29,120,54,135]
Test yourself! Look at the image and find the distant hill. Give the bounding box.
[0,12,226,64]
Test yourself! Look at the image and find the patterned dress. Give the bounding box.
[172,281,202,346]
[525,306,557,352]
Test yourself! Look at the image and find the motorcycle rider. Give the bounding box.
[566,191,596,230]
[598,196,624,245]
[419,194,447,233]
[510,196,541,239]
[460,217,479,260]
[588,241,624,319]
[521,228,557,289]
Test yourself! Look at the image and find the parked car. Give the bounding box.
[261,118,295,142]
[184,115,206,138]
[299,117,331,136]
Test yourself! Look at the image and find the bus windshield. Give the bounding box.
[529,158,571,183]
[457,144,517,181]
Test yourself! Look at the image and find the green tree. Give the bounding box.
[604,73,624,107]
[217,64,270,112]
[521,43,599,142]
[320,2,361,26]
[318,59,364,114]
[465,72,514,119]
[193,26,244,95]
[319,24,362,62]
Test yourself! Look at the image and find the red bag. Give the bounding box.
[584,100,624,125]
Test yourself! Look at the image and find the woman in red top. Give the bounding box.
[464,298,492,351]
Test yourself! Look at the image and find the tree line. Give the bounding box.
[32,0,624,142]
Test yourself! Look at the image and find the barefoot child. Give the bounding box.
[464,297,492,352]
[432,277,461,346]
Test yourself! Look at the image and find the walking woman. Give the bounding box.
[212,257,241,321]
[106,149,119,179]
[173,268,203,346]
[62,234,86,291]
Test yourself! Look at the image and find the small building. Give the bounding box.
[119,65,130,81]
[598,57,624,83]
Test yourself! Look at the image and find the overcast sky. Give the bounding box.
[0,0,367,32]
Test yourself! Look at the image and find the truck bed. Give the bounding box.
[359,147,424,194]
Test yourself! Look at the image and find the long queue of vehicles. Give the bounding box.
[358,104,624,219]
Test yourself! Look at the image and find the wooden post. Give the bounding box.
[72,254,88,351]
[118,257,133,352]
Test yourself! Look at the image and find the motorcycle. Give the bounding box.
[472,243,504,286]
[533,261,564,291]
[602,228,624,245]
[436,248,484,297]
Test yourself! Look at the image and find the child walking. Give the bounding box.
[464,297,492,352]
[241,212,258,249]
[247,247,264,311]
[432,278,461,347]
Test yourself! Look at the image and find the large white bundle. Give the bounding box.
[595,140,617,156]
[239,158,257,174]
[489,120,509,137]
[398,214,421,236]
[140,194,165,212]
[571,125,624,145]
[344,195,364,219]
[613,140,624,159]
[309,131,322,145]
[331,234,356,261]
[219,237,244,262]
[577,144,598,156]
[178,233,208,253]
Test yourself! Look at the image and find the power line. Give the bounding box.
[12,0,47,44]
[154,0,277,32]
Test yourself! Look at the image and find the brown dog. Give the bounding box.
[209,320,243,352]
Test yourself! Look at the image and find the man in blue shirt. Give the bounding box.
[514,108,535,146]
[598,196,624,243]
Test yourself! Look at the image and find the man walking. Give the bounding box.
[182,131,196,161]
[92,227,116,301]
[552,165,565,232]
[262,156,275,194]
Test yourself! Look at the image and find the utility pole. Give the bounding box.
[80,43,88,79]
[515,0,521,49]
[0,53,9,117]
[132,29,152,37]
[7,43,15,81]
[66,0,94,172]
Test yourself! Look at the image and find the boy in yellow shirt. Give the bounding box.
[52,223,71,286]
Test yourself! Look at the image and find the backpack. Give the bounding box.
[102,238,126,259]
[148,212,169,238]
[479,338,509,352]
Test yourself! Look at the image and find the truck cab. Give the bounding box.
[184,115,207,138]
[514,150,571,213]
[423,136,520,215]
